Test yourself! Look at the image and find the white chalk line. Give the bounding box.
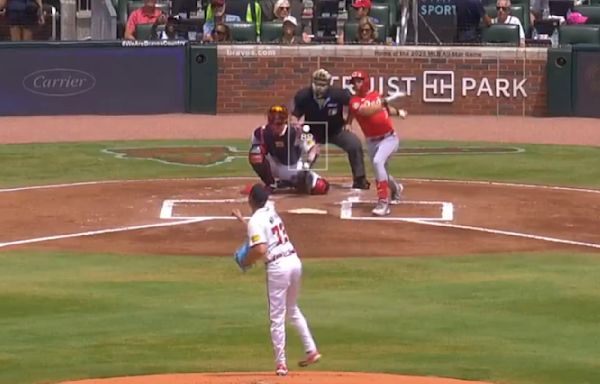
[398,219,600,250]
[101,146,240,168]
[0,177,598,250]
[1,177,598,195]
[0,219,210,249]
[339,197,454,222]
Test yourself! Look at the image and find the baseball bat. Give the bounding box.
[383,91,407,103]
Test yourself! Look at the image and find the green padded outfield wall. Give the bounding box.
[546,46,573,117]
[188,45,218,114]
[572,44,600,118]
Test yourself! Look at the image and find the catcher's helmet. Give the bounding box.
[267,104,288,126]
[350,70,370,96]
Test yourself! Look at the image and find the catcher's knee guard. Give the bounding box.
[297,171,329,195]
[311,176,330,195]
[249,145,275,186]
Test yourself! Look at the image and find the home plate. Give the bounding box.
[287,208,328,215]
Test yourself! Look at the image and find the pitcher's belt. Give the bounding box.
[265,249,296,265]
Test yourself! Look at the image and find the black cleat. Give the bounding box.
[352,177,370,190]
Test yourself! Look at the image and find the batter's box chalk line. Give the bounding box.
[160,198,247,220]
[160,198,287,220]
[339,197,454,222]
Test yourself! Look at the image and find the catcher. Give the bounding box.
[247,104,329,195]
[232,183,322,376]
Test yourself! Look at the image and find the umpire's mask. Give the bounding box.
[311,68,332,99]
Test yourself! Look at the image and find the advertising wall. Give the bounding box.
[0,42,187,116]
[217,45,548,116]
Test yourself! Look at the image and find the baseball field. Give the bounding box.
[0,115,599,384]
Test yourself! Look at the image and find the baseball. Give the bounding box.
[302,125,310,133]
[399,109,407,118]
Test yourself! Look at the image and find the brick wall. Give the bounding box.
[217,45,548,116]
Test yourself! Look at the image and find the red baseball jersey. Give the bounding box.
[349,91,394,138]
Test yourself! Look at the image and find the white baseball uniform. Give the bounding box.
[247,201,318,366]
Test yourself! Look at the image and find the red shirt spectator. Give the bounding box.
[124,0,165,40]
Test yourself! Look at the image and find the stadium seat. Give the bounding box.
[343,21,386,43]
[228,21,258,42]
[369,3,390,38]
[573,5,600,24]
[260,21,283,42]
[373,0,397,33]
[135,23,154,40]
[558,24,600,45]
[482,23,520,45]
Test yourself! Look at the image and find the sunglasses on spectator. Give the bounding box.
[360,27,373,32]
[215,29,227,35]
[280,6,290,10]
[496,6,509,11]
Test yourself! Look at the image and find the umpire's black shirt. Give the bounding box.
[292,86,351,144]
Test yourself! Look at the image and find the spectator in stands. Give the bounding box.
[0,0,44,41]
[491,0,525,45]
[260,0,312,42]
[151,15,182,40]
[211,22,231,42]
[351,0,379,23]
[274,15,301,44]
[337,0,379,44]
[530,0,549,24]
[203,0,241,41]
[273,0,291,20]
[355,16,378,44]
[455,0,491,44]
[124,0,166,40]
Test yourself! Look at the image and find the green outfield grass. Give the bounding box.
[0,140,598,188]
[0,140,599,384]
[0,252,599,384]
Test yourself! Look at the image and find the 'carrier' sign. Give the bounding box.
[332,70,528,103]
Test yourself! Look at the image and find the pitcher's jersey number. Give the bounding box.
[271,223,289,245]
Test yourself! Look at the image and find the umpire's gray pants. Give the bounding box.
[329,130,366,180]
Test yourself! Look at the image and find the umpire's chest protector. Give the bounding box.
[300,88,349,141]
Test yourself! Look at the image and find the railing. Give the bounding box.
[91,0,117,39]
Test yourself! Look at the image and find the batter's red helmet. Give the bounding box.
[268,104,288,126]
[350,70,370,96]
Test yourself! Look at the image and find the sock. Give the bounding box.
[376,180,389,201]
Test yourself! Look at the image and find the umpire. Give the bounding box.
[290,68,370,190]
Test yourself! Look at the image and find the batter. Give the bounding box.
[347,70,406,216]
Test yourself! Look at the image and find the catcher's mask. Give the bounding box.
[350,70,370,96]
[311,68,332,99]
[267,104,289,135]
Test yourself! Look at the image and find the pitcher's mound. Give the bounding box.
[58,372,494,384]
